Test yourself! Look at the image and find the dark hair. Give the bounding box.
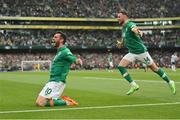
[119,9,128,16]
[55,31,66,44]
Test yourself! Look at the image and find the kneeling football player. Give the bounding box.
[36,31,82,107]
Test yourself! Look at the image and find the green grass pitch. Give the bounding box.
[0,69,180,119]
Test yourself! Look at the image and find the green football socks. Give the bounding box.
[46,98,67,107]
[118,66,133,83]
[118,66,175,95]
[154,68,176,94]
[155,68,170,83]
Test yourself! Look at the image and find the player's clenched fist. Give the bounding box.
[116,40,124,48]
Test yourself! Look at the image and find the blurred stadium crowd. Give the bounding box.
[0,30,179,48]
[0,51,178,71]
[0,0,179,18]
[0,0,179,71]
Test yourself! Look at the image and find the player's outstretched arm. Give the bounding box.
[132,27,143,37]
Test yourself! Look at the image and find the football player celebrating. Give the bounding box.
[116,10,176,95]
[36,31,82,107]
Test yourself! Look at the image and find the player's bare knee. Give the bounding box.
[119,61,125,67]
[149,62,159,72]
[119,59,131,67]
[36,100,46,107]
[36,97,47,107]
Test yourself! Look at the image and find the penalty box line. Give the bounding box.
[1,102,180,114]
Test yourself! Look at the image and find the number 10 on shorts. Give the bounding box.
[45,87,52,95]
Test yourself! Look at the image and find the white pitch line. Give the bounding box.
[1,102,180,114]
[83,77,180,84]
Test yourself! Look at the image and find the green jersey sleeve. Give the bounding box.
[129,22,137,29]
[65,51,77,64]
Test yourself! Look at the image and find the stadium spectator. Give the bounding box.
[0,30,179,48]
[0,51,179,71]
[0,0,179,18]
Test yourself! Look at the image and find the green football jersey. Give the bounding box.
[49,46,77,83]
[122,21,147,54]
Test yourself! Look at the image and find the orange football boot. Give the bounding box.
[61,96,79,106]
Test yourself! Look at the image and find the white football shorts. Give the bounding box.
[109,62,114,67]
[39,81,66,99]
[123,52,153,66]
